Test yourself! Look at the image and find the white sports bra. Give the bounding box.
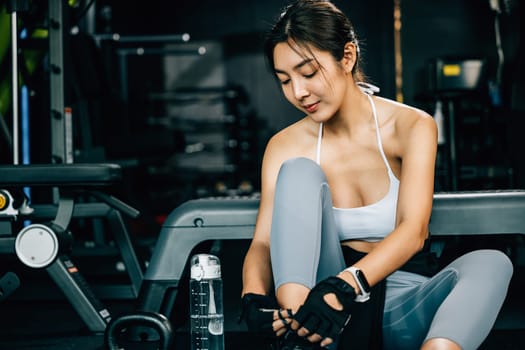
[316,93,400,242]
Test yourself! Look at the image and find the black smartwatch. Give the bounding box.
[344,266,371,302]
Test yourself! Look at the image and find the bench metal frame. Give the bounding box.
[2,163,524,333]
[0,164,142,333]
[137,190,525,317]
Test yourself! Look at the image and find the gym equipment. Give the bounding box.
[2,163,524,348]
[104,311,173,350]
[104,189,525,347]
[0,163,143,333]
[0,271,20,302]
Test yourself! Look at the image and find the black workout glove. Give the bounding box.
[239,293,279,335]
[293,276,357,341]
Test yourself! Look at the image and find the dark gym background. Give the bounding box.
[0,0,524,349]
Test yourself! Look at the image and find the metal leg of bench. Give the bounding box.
[46,255,111,333]
[107,209,144,296]
[136,225,254,315]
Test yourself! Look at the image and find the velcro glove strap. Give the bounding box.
[239,293,278,335]
[294,277,356,340]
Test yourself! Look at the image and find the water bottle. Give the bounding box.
[190,254,225,350]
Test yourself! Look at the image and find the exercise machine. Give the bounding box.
[0,163,143,333]
[1,165,523,349]
[104,189,525,348]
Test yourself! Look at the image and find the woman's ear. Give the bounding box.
[342,42,357,74]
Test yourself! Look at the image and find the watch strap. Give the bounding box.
[344,266,371,302]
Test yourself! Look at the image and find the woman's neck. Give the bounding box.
[326,86,373,137]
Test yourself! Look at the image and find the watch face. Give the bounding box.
[355,269,370,292]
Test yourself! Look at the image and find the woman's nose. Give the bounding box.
[292,80,309,100]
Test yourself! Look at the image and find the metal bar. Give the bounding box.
[117,47,205,56]
[46,256,111,333]
[107,209,143,297]
[10,11,19,164]
[52,197,74,230]
[93,33,190,45]
[144,225,254,281]
[143,191,525,284]
[29,202,112,219]
[0,237,16,254]
[48,0,66,164]
[430,191,525,235]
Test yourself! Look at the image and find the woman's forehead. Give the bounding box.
[273,42,329,71]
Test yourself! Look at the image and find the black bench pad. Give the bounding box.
[0,163,122,187]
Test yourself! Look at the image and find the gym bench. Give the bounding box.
[136,190,525,319]
[2,164,524,345]
[0,163,143,333]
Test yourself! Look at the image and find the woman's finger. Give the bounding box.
[320,336,334,347]
[290,319,300,331]
[297,326,311,337]
[272,317,293,331]
[275,327,288,337]
[306,333,322,343]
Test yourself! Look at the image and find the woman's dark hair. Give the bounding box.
[265,0,364,81]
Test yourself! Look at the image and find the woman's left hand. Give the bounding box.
[291,276,356,347]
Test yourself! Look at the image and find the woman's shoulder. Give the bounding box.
[260,117,319,170]
[376,96,435,132]
[374,96,437,156]
[267,117,318,151]
[376,96,431,119]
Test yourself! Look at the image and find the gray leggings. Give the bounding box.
[270,157,513,350]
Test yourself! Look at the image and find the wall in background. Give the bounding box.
[97,0,523,192]
[102,0,396,133]
[401,0,523,188]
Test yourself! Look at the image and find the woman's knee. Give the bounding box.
[455,249,513,278]
[486,249,514,286]
[487,249,514,274]
[278,157,325,184]
[446,249,513,306]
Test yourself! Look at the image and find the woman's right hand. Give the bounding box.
[240,293,293,337]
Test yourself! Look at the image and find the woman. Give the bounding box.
[240,1,513,349]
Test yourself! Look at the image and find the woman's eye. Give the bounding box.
[304,71,317,78]
[280,79,290,85]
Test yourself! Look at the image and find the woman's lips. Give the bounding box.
[304,102,319,113]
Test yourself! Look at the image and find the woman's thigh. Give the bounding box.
[383,249,513,350]
[270,157,346,290]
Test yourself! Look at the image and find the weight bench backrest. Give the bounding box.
[0,164,122,187]
[144,190,525,282]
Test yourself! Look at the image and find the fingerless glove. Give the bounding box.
[293,277,356,340]
[239,293,278,335]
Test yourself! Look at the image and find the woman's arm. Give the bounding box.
[291,107,438,347]
[241,220,273,296]
[339,108,438,289]
[241,135,284,296]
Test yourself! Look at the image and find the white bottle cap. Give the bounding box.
[190,254,221,280]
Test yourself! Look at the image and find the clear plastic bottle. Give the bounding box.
[190,254,225,350]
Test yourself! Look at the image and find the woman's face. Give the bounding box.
[273,42,350,122]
